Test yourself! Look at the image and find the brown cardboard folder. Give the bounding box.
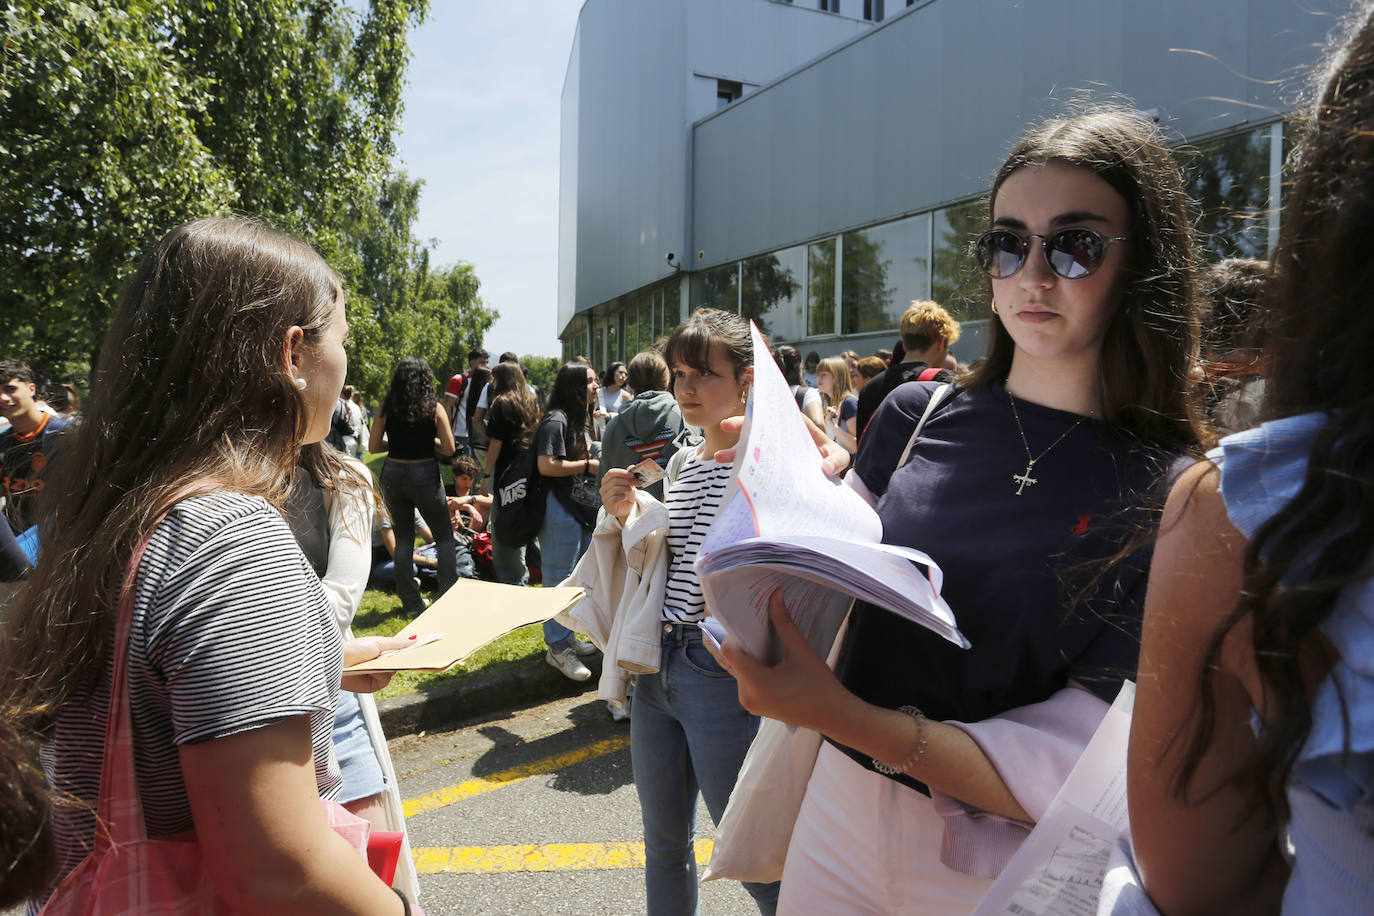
[343,579,586,673]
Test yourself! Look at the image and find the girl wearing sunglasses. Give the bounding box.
[718,108,1203,912]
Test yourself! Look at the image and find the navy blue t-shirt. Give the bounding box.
[832,381,1176,788]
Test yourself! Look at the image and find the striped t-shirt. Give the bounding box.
[41,492,344,888]
[662,449,733,623]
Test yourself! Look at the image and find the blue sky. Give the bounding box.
[397,2,584,359]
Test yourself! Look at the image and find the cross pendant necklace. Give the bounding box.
[1007,389,1085,496]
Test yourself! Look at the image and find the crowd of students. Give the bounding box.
[4,4,1374,913]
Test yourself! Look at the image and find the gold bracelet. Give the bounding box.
[872,705,928,776]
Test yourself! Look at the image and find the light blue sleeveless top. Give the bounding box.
[1216,414,1374,913]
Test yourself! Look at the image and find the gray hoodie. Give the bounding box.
[597,390,696,501]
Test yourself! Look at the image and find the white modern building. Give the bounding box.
[558,0,1337,365]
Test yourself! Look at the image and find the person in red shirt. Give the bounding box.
[442,346,490,457]
[0,358,68,534]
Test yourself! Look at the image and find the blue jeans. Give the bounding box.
[538,491,592,648]
[632,623,779,916]
[380,459,458,616]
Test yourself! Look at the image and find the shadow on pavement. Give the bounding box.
[466,699,634,797]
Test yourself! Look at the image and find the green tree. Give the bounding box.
[1,0,493,398]
[807,240,836,337]
[931,198,989,322]
[0,1,235,378]
[519,355,561,394]
[1175,128,1272,262]
[741,254,800,342]
[840,230,894,335]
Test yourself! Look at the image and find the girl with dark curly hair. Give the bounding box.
[369,356,458,616]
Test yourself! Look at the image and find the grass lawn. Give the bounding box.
[350,588,548,701]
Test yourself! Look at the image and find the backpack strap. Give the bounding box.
[896,383,953,470]
[666,444,694,489]
[916,367,944,383]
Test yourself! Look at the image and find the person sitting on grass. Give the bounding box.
[447,454,491,532]
[370,508,439,589]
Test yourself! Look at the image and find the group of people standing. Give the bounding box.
[571,9,1374,915]
[4,4,1374,914]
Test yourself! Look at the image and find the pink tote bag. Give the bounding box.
[40,510,370,915]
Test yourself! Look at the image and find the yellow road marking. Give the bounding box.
[402,733,631,818]
[412,840,713,874]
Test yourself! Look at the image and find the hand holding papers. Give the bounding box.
[973,682,1135,916]
[694,321,967,665]
[343,578,585,673]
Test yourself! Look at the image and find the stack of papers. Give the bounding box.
[695,321,967,664]
[343,578,585,673]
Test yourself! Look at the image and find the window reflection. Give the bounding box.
[692,263,740,313]
[808,239,836,336]
[841,215,930,334]
[931,198,988,322]
[638,294,655,354]
[742,246,804,342]
[606,307,621,365]
[624,300,639,356]
[1175,125,1273,260]
[665,282,681,331]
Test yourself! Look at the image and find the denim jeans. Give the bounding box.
[380,459,458,615]
[488,500,529,586]
[632,623,780,916]
[538,491,592,648]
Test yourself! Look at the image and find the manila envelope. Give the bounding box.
[343,579,586,673]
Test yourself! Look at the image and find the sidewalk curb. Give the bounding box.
[377,653,604,736]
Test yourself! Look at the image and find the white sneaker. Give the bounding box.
[571,637,599,658]
[609,699,630,722]
[545,646,591,682]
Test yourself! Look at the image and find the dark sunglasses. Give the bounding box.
[973,227,1127,280]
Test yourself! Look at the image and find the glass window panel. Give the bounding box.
[1175,126,1272,260]
[931,198,989,322]
[664,282,681,334]
[624,300,638,357]
[592,320,605,369]
[741,245,806,342]
[807,239,836,336]
[605,307,621,367]
[640,294,656,351]
[691,263,740,313]
[841,215,930,335]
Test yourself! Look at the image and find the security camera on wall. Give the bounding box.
[665,252,676,263]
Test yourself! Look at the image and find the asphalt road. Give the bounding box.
[393,692,760,915]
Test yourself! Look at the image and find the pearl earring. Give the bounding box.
[294,377,308,390]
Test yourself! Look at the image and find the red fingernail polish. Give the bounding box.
[408,635,417,640]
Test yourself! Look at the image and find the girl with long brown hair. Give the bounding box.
[480,360,541,586]
[719,108,1204,911]
[815,355,859,453]
[1,219,411,913]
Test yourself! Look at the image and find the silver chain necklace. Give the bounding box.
[1007,389,1085,496]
